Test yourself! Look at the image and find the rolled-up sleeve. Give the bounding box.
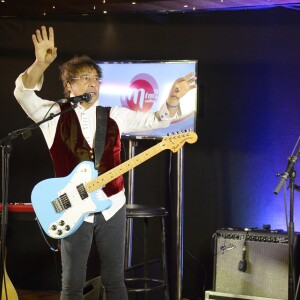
[14,73,60,148]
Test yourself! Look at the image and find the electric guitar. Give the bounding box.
[31,131,198,239]
[1,243,19,300]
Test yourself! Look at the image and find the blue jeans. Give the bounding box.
[60,205,128,300]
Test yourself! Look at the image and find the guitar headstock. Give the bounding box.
[161,131,198,153]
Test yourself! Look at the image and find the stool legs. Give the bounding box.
[144,218,149,296]
[161,218,169,300]
[144,218,148,299]
[124,205,169,300]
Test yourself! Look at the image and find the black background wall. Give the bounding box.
[1,6,300,299]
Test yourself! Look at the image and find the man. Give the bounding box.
[14,26,196,300]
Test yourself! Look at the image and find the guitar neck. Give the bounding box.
[85,141,164,193]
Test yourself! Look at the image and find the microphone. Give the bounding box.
[238,243,247,272]
[57,93,92,104]
[238,233,248,272]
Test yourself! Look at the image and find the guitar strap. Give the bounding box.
[94,106,107,170]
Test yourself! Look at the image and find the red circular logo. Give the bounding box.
[121,73,159,112]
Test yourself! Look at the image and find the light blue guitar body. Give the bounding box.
[31,161,112,239]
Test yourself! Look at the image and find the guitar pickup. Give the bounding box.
[77,183,89,200]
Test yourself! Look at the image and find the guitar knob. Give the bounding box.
[59,220,65,226]
[51,225,57,230]
[65,225,70,231]
[57,230,63,236]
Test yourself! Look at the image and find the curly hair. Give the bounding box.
[59,55,103,97]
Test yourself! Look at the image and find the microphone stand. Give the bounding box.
[274,146,300,300]
[0,103,77,297]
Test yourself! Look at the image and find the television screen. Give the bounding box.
[97,60,198,139]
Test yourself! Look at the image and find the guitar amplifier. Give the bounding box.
[205,291,281,300]
[213,228,300,300]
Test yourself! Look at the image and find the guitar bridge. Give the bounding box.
[52,193,71,213]
[52,198,64,213]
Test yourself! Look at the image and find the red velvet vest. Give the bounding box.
[49,103,124,197]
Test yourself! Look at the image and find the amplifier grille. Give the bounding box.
[213,229,299,300]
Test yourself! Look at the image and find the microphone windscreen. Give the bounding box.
[83,93,92,102]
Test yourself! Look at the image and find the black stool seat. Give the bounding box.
[125,204,169,299]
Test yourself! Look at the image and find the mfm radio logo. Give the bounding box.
[120,73,159,112]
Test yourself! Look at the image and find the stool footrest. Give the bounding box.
[125,277,165,292]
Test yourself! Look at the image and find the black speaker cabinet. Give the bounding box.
[213,229,299,300]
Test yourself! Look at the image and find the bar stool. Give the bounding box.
[124,204,169,300]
